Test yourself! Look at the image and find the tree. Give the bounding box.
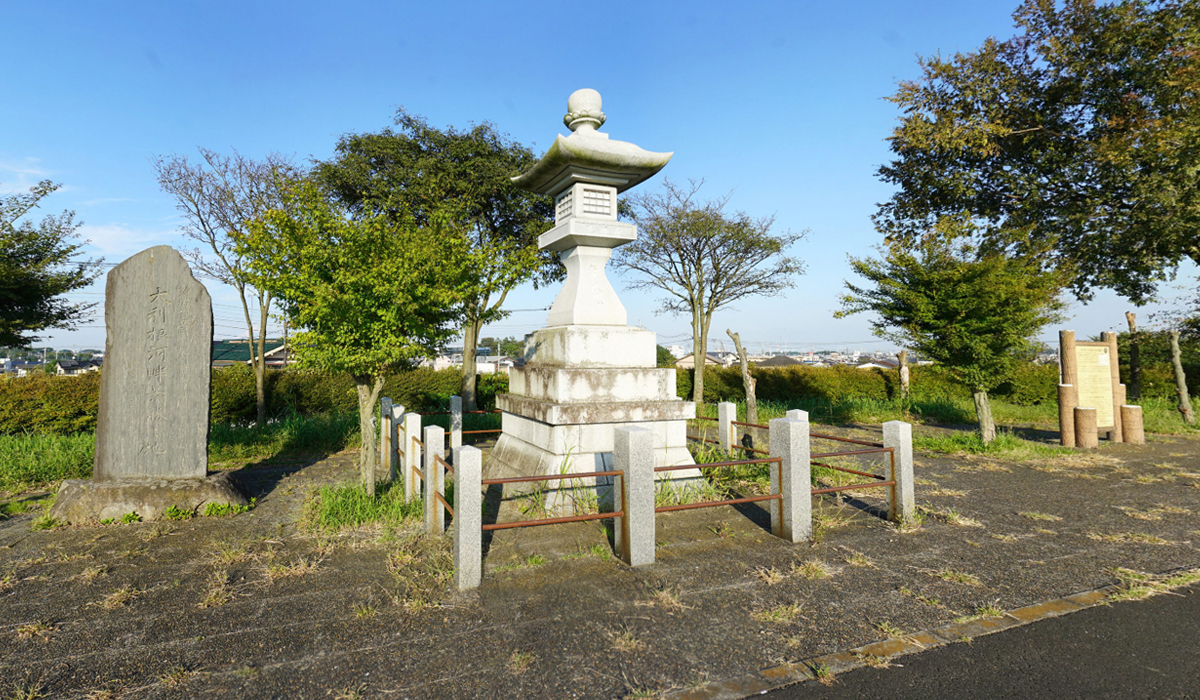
[876,0,1200,304]
[655,344,676,368]
[313,110,558,411]
[0,180,100,346]
[153,148,300,427]
[839,230,1066,442]
[235,181,467,493]
[614,180,804,405]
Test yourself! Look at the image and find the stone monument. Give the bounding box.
[51,246,247,522]
[486,89,697,503]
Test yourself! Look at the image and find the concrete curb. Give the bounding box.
[664,584,1118,699]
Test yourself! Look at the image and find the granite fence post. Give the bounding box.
[769,417,810,543]
[450,395,463,460]
[613,426,655,567]
[453,445,482,590]
[786,409,809,422]
[379,398,393,483]
[402,413,421,503]
[718,401,736,453]
[423,425,445,535]
[882,421,915,524]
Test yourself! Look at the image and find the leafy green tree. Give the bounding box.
[313,110,557,410]
[839,229,1066,442]
[0,181,101,346]
[876,0,1200,303]
[656,344,676,368]
[235,181,467,493]
[153,149,300,427]
[613,179,805,405]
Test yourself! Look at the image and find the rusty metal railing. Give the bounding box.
[479,470,625,532]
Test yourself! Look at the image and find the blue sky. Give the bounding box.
[4,1,1192,355]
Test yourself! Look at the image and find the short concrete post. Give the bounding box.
[1121,405,1146,445]
[423,425,445,535]
[769,416,810,542]
[786,409,809,421]
[379,398,392,480]
[402,413,421,503]
[1075,407,1099,449]
[449,395,463,460]
[718,401,736,453]
[453,445,482,590]
[613,426,655,567]
[883,421,915,524]
[388,404,404,483]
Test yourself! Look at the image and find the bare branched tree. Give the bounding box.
[152,148,300,426]
[614,179,805,405]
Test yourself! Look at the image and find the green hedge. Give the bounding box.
[0,366,510,435]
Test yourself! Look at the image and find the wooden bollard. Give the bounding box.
[1058,384,1077,447]
[1074,407,1098,449]
[1121,405,1146,445]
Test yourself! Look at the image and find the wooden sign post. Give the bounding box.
[1058,330,1134,447]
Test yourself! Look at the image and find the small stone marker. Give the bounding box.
[51,246,247,522]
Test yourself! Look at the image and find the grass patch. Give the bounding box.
[1019,511,1062,522]
[508,650,536,674]
[208,412,359,463]
[792,559,835,580]
[933,568,983,586]
[0,432,94,496]
[302,480,419,532]
[753,602,804,623]
[1087,531,1173,545]
[1107,567,1200,602]
[913,430,1066,459]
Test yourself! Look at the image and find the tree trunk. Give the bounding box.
[898,349,910,398]
[1125,311,1141,402]
[726,328,757,425]
[354,374,386,496]
[255,292,270,425]
[691,308,706,405]
[972,388,996,444]
[1169,329,1195,425]
[461,312,481,412]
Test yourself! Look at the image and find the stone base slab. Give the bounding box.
[524,325,656,368]
[509,366,678,404]
[49,472,250,523]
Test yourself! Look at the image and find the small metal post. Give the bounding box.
[769,416,810,542]
[718,401,735,453]
[882,421,915,523]
[453,446,482,590]
[423,425,445,535]
[450,395,463,460]
[613,426,655,567]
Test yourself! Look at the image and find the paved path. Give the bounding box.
[767,585,1200,700]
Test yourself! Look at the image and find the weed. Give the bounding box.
[15,621,54,642]
[646,585,691,611]
[1087,531,1173,545]
[841,548,873,568]
[900,586,941,607]
[137,523,172,541]
[82,689,120,700]
[332,684,367,700]
[752,602,804,623]
[812,505,853,542]
[163,505,193,521]
[157,668,192,688]
[6,681,47,700]
[753,566,784,585]
[811,663,837,686]
[120,512,141,524]
[933,569,982,586]
[302,481,418,532]
[98,585,140,609]
[353,602,378,619]
[29,513,62,531]
[199,570,233,609]
[926,488,967,498]
[508,650,536,674]
[792,559,834,580]
[211,542,253,565]
[1018,512,1062,522]
[855,653,894,668]
[1,570,17,592]
[72,565,107,583]
[588,544,612,561]
[707,521,732,538]
[607,625,644,653]
[874,620,903,638]
[264,556,321,582]
[919,506,982,527]
[990,533,1018,542]
[203,501,253,517]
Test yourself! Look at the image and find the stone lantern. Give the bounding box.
[487,89,697,506]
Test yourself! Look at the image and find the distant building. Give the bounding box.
[856,358,900,370]
[211,339,291,368]
[13,363,43,377]
[55,359,102,376]
[755,354,802,367]
[675,353,722,369]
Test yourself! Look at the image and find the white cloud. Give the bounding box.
[75,222,184,263]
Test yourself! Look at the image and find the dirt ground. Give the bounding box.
[2,428,1198,699]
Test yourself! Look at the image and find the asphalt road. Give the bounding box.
[770,585,1200,700]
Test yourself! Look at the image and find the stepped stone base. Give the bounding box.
[484,324,699,511]
[49,472,250,523]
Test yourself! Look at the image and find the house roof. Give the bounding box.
[756,354,802,366]
[211,339,286,363]
[56,359,102,370]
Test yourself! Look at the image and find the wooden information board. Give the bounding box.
[1074,343,1114,428]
